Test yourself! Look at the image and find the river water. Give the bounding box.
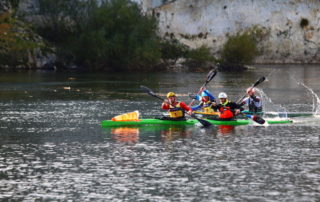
[0,65,319,201]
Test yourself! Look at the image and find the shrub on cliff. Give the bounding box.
[221,32,258,66]
[184,45,216,70]
[220,26,269,71]
[160,39,188,62]
[0,12,41,68]
[35,0,161,71]
[160,39,216,70]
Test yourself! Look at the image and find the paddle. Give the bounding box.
[236,76,266,124]
[193,111,220,116]
[140,85,212,127]
[188,68,217,107]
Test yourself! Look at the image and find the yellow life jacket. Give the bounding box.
[168,102,185,118]
[202,100,214,113]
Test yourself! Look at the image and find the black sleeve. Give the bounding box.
[211,104,221,111]
[230,102,244,111]
[250,95,260,102]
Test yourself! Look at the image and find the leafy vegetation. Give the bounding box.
[221,32,258,65]
[0,12,41,67]
[220,26,268,66]
[160,39,188,62]
[1,0,216,71]
[184,45,216,69]
[34,0,161,71]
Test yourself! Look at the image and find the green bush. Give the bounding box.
[160,39,188,62]
[221,32,258,65]
[184,45,216,69]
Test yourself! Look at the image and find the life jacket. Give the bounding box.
[201,100,214,113]
[244,96,262,112]
[219,100,234,119]
[248,98,263,112]
[168,102,185,118]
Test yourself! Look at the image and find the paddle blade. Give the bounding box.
[140,85,153,94]
[140,85,165,101]
[253,76,266,87]
[246,115,265,124]
[205,69,217,85]
[191,114,212,127]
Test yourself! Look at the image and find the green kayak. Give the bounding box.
[101,118,293,127]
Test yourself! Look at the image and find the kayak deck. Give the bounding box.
[101,118,293,127]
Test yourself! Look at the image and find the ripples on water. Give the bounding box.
[0,68,320,201]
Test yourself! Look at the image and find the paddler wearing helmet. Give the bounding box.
[240,88,263,112]
[161,92,193,120]
[211,92,243,120]
[190,87,216,113]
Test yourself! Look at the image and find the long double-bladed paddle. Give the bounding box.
[236,76,266,124]
[140,85,212,127]
[188,69,217,107]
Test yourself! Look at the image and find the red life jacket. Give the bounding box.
[219,106,234,119]
[218,100,234,119]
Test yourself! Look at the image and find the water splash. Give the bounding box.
[298,82,320,115]
[256,88,288,118]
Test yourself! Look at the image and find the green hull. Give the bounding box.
[101,118,293,127]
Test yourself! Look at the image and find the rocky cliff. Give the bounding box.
[3,0,320,68]
[137,0,320,63]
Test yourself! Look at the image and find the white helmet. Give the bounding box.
[218,92,227,98]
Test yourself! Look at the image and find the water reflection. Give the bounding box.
[108,125,193,143]
[111,127,140,143]
[108,124,238,143]
[160,126,191,142]
[217,125,235,136]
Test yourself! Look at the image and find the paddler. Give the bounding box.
[210,92,243,121]
[240,88,263,112]
[190,87,216,113]
[161,92,193,121]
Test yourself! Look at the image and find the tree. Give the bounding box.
[35,0,161,71]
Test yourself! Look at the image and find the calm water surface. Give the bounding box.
[0,65,319,201]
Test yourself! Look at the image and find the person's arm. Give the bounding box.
[191,103,202,111]
[180,102,193,115]
[196,95,202,101]
[239,97,248,106]
[203,90,216,101]
[231,102,244,113]
[161,101,170,110]
[211,103,220,111]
